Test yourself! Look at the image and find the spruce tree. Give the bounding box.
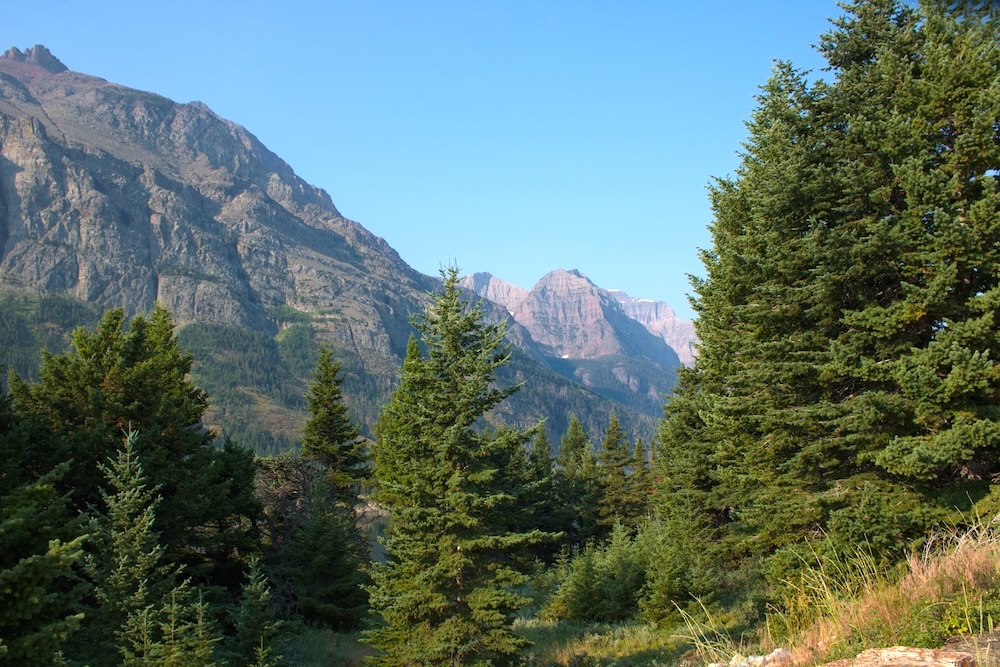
[78,431,233,667]
[630,437,652,515]
[229,557,281,667]
[81,431,173,666]
[554,416,602,547]
[9,306,259,588]
[282,496,370,629]
[655,0,1000,600]
[597,412,643,530]
[365,267,548,666]
[0,463,87,666]
[301,346,366,500]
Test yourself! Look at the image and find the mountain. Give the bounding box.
[459,272,530,315]
[609,291,697,367]
[0,45,653,450]
[461,269,694,419]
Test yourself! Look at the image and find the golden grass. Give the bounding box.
[767,519,1000,667]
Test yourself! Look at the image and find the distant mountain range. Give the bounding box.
[461,270,695,417]
[0,45,696,451]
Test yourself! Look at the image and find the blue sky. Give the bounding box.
[4,1,839,319]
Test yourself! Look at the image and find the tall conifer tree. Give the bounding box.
[9,306,259,588]
[554,416,602,547]
[0,462,87,665]
[656,0,1000,597]
[301,346,365,500]
[365,267,547,666]
[597,413,643,530]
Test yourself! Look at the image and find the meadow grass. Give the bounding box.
[515,618,686,666]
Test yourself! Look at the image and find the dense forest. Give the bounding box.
[1,0,998,665]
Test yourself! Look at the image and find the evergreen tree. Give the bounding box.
[131,588,219,667]
[656,0,1000,602]
[631,437,652,516]
[0,462,87,666]
[80,431,173,666]
[9,306,260,589]
[282,494,370,629]
[301,346,366,500]
[530,428,553,481]
[228,557,281,667]
[597,412,644,530]
[255,452,370,629]
[78,431,233,667]
[365,267,549,666]
[554,416,602,547]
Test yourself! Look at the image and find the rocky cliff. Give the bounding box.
[460,271,529,314]
[0,45,433,381]
[0,46,656,446]
[610,290,697,367]
[462,269,690,417]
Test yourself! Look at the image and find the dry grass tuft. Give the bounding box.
[772,518,1000,667]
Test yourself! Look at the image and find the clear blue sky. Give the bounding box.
[4,1,840,320]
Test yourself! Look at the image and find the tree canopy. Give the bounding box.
[366,267,549,666]
[656,0,1000,597]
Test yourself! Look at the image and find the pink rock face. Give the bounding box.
[611,290,697,367]
[459,272,529,315]
[513,269,626,360]
[462,268,696,368]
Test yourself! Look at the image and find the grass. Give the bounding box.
[279,628,370,667]
[674,517,1000,667]
[514,619,686,666]
[278,620,686,666]
[774,519,1000,666]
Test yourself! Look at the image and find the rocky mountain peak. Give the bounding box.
[459,272,529,314]
[611,290,697,367]
[1,45,68,74]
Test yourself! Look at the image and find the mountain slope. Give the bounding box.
[0,45,654,448]
[610,290,697,367]
[462,269,691,419]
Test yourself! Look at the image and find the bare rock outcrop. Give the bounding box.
[0,45,433,378]
[822,646,976,667]
[462,268,683,418]
[611,289,697,367]
[459,271,529,314]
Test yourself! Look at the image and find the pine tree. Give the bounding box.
[365,267,549,666]
[301,346,366,500]
[9,306,259,588]
[655,0,1000,600]
[554,416,602,547]
[0,463,87,666]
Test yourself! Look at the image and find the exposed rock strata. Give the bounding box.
[610,289,697,367]
[0,46,433,378]
[0,46,653,441]
[462,269,689,416]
